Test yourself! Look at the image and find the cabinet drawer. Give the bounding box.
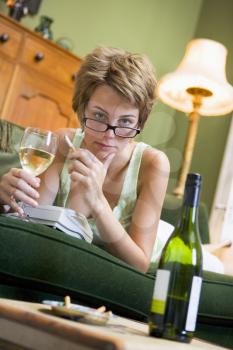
[2,67,80,131]
[0,21,23,60]
[21,37,82,87]
[0,57,14,113]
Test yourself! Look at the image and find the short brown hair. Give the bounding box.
[72,47,157,129]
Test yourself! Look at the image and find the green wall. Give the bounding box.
[1,0,232,213]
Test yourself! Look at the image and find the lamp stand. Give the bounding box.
[173,88,212,197]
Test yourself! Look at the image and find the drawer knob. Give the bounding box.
[34,52,44,61]
[0,33,9,43]
[71,73,76,82]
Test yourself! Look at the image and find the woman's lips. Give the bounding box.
[95,142,116,149]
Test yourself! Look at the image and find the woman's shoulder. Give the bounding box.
[140,145,170,181]
[142,145,170,170]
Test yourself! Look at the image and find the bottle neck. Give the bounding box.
[181,204,198,226]
[184,185,200,208]
[180,185,200,226]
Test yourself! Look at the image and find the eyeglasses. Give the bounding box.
[83,118,140,138]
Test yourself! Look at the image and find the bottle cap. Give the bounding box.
[186,173,202,187]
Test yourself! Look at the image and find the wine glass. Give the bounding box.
[18,127,58,216]
[19,127,58,177]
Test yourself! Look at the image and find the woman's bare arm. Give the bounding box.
[92,148,170,272]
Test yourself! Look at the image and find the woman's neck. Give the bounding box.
[107,141,136,180]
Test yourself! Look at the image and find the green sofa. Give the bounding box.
[0,202,232,349]
[0,120,233,349]
[0,119,22,178]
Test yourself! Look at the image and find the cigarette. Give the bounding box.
[64,135,76,152]
[64,295,71,308]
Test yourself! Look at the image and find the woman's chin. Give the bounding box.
[95,150,116,162]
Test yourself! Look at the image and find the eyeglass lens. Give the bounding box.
[84,118,139,137]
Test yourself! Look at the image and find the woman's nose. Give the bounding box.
[104,128,115,137]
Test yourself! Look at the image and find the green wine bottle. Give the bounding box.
[149,173,203,343]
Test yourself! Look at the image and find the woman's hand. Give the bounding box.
[0,168,40,214]
[67,149,115,217]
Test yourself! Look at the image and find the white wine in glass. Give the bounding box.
[19,127,58,176]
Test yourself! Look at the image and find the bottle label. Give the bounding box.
[151,269,170,315]
[185,276,202,331]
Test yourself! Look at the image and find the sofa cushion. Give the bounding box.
[199,271,233,324]
[0,119,24,153]
[0,215,153,320]
[0,120,23,177]
[0,215,232,348]
[0,152,21,178]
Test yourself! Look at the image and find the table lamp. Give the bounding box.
[157,38,233,196]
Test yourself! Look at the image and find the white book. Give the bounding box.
[22,205,93,243]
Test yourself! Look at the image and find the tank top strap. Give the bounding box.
[112,141,149,227]
[72,128,84,148]
[118,141,149,202]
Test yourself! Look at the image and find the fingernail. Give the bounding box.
[32,200,38,207]
[18,207,24,216]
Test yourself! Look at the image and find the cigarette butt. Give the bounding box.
[96,305,106,313]
[64,295,71,308]
[64,135,76,152]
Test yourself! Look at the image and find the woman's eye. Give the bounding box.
[93,112,105,121]
[119,118,133,127]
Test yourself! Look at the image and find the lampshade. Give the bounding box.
[158,39,233,116]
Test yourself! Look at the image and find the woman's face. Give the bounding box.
[83,85,140,161]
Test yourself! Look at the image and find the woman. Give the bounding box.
[0,47,170,273]
[1,47,231,275]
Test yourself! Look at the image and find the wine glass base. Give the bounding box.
[2,211,31,222]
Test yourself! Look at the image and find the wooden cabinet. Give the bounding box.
[0,14,82,131]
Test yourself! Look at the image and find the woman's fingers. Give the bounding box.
[69,172,89,195]
[9,194,24,215]
[0,168,40,209]
[12,168,41,188]
[10,176,40,200]
[68,150,102,179]
[68,149,113,196]
[68,160,89,176]
[8,170,40,201]
[0,186,29,215]
[12,187,39,207]
[68,149,99,167]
